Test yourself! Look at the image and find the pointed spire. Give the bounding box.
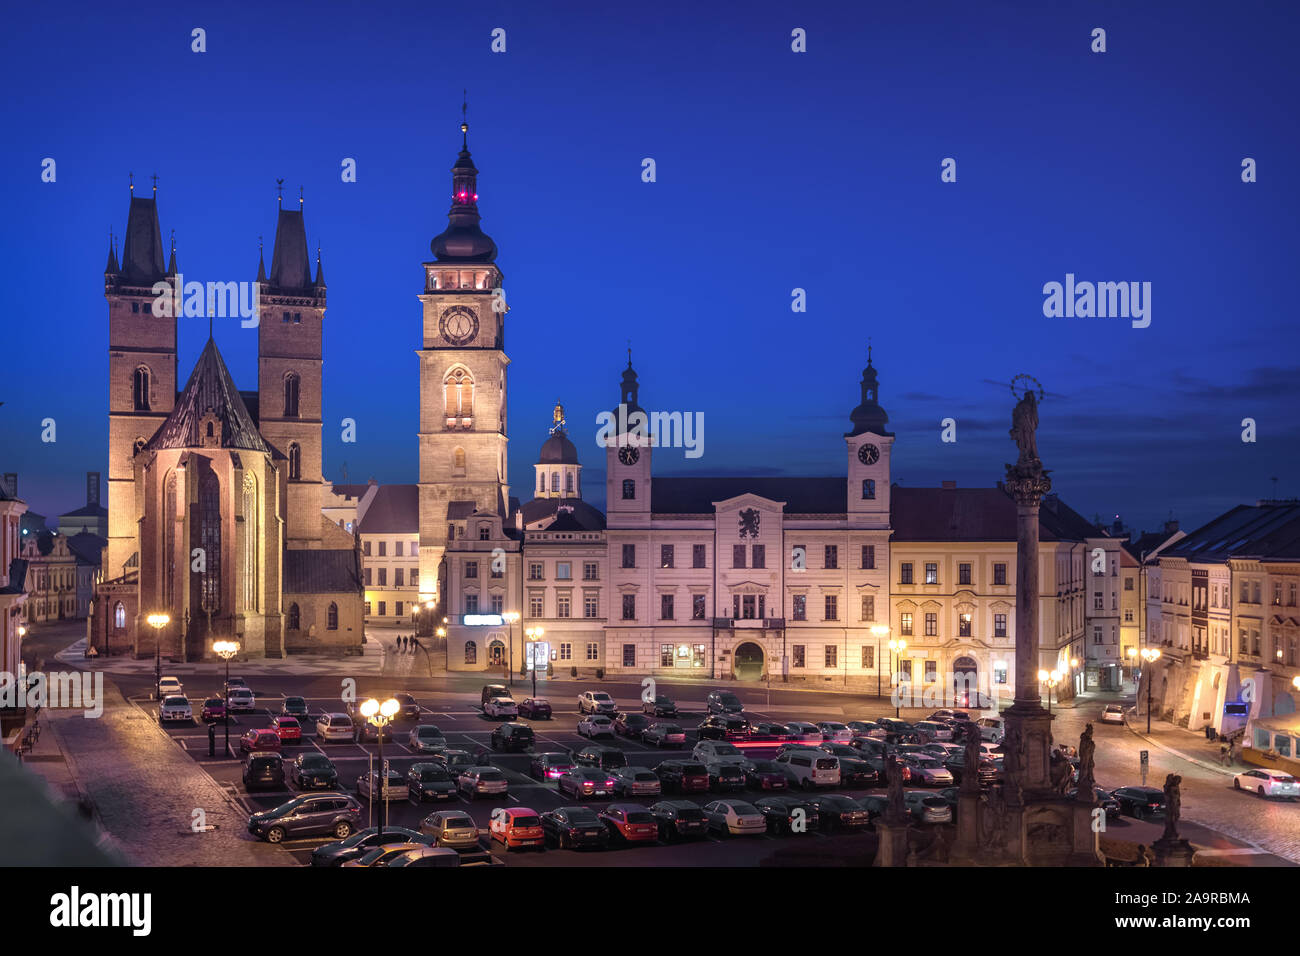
[314,243,325,287]
[151,172,159,197]
[120,186,166,285]
[166,230,178,276]
[847,345,892,437]
[104,230,120,275]
[431,99,497,263]
[256,235,266,282]
[462,89,469,150]
[269,192,312,290]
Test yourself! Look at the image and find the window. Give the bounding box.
[556,562,572,580]
[693,544,706,568]
[364,567,372,586]
[792,594,806,621]
[861,645,875,669]
[395,601,403,617]
[583,562,598,581]
[465,641,477,664]
[287,602,301,629]
[959,613,972,637]
[958,563,972,585]
[1093,626,1103,645]
[862,479,875,500]
[394,568,404,587]
[622,544,635,568]
[924,660,938,683]
[587,642,599,661]
[1124,609,1134,622]
[489,594,503,614]
[751,545,765,569]
[661,545,674,569]
[861,545,875,570]
[378,568,387,587]
[622,479,636,500]
[557,594,571,618]
[692,644,706,667]
[447,523,455,541]
[566,472,574,495]
[924,613,937,636]
[551,472,560,493]
[288,442,301,480]
[443,367,474,420]
[293,312,301,324]
[283,372,300,417]
[1240,581,1250,603]
[924,563,938,585]
[993,563,1007,586]
[661,594,674,620]
[733,545,746,569]
[900,563,913,585]
[1124,577,1134,591]
[861,594,875,621]
[378,541,387,557]
[559,642,572,661]
[529,563,543,580]
[661,644,674,667]
[395,541,404,557]
[899,659,913,681]
[622,594,635,620]
[824,595,838,621]
[464,594,477,614]
[692,594,706,619]
[529,593,543,617]
[199,470,221,613]
[994,613,1007,637]
[584,595,598,618]
[489,562,501,580]
[901,612,913,636]
[623,645,635,667]
[1093,591,1103,610]
[792,645,806,668]
[1274,582,1283,606]
[479,525,490,540]
[825,546,838,570]
[825,645,838,668]
[132,366,150,410]
[113,601,125,629]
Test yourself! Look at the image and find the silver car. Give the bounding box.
[905,790,952,823]
[611,767,663,797]
[901,755,954,786]
[457,767,508,799]
[409,724,448,753]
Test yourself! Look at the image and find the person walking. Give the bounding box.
[1219,741,1229,766]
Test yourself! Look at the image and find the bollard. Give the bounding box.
[208,722,216,757]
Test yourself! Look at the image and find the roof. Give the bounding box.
[329,483,372,501]
[1164,504,1300,563]
[892,487,1099,542]
[521,497,606,531]
[66,532,106,566]
[538,431,579,465]
[283,549,361,594]
[358,484,418,534]
[144,339,278,456]
[60,503,107,519]
[651,477,847,515]
[119,195,166,285]
[447,500,477,520]
[268,207,314,291]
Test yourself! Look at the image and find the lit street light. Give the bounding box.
[503,610,521,686]
[212,639,240,758]
[1038,668,1061,716]
[1140,647,1162,733]
[147,612,170,700]
[360,696,400,839]
[888,637,907,717]
[525,625,545,698]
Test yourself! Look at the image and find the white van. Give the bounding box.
[976,716,1005,743]
[774,751,840,790]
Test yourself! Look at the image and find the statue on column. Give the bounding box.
[1162,773,1182,841]
[1076,723,1096,797]
[886,755,908,824]
[1005,375,1049,489]
[1002,723,1025,804]
[1009,389,1040,468]
[962,721,983,794]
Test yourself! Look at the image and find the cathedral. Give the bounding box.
[89,188,363,660]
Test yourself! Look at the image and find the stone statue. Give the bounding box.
[1162,773,1182,840]
[1076,723,1096,797]
[979,785,1008,854]
[1010,390,1040,468]
[1002,724,1025,803]
[886,755,907,823]
[1049,748,1072,794]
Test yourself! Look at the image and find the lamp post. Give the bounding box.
[212,639,240,758]
[1140,647,1161,733]
[871,625,890,701]
[360,696,399,838]
[502,611,520,686]
[1038,668,1061,715]
[423,600,436,638]
[146,612,170,700]
[525,626,544,698]
[888,637,907,717]
[1069,656,1080,696]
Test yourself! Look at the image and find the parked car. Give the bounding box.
[281,696,310,719]
[649,800,709,841]
[819,743,862,760]
[744,759,789,791]
[227,687,256,712]
[614,712,653,739]
[697,714,751,741]
[706,690,743,714]
[1111,786,1168,819]
[641,722,687,748]
[481,684,511,707]
[944,753,998,787]
[271,716,302,744]
[783,721,824,743]
[1234,769,1300,799]
[158,695,192,723]
[754,795,819,834]
[484,696,519,719]
[347,703,394,742]
[751,721,791,738]
[311,825,427,866]
[384,846,463,867]
[1066,786,1122,819]
[457,767,508,800]
[900,755,954,787]
[518,697,552,719]
[407,763,457,803]
[557,768,616,800]
[858,794,890,824]
[693,740,748,767]
[904,790,953,824]
[600,803,660,844]
[773,751,840,790]
[490,722,535,752]
[775,742,826,759]
[1100,704,1125,724]
[707,762,747,792]
[541,806,610,849]
[611,766,663,797]
[976,716,1005,742]
[702,799,766,836]
[654,760,710,793]
[224,677,248,693]
[316,712,354,743]
[836,757,880,788]
[239,729,281,754]
[643,695,678,717]
[157,676,184,698]
[578,690,619,715]
[809,793,872,831]
[242,752,285,791]
[200,697,226,722]
[489,807,545,850]
[530,752,575,780]
[289,752,339,790]
[390,693,420,720]
[248,793,362,843]
[914,720,954,742]
[816,721,853,743]
[577,714,615,738]
[357,769,409,802]
[341,842,437,868]
[846,720,883,738]
[409,724,448,753]
[876,717,914,737]
[923,742,963,760]
[421,810,482,850]
[572,745,627,772]
[438,749,476,777]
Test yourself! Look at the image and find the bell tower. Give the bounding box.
[846,346,893,527]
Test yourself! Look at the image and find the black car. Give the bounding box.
[407,763,457,803]
[289,752,339,790]
[518,697,552,719]
[1111,786,1166,819]
[836,757,879,788]
[1067,786,1122,819]
[247,793,362,844]
[613,712,652,739]
[745,759,790,791]
[281,696,311,719]
[753,795,819,834]
[541,806,610,849]
[654,760,710,793]
[393,693,421,721]
[437,749,476,777]
[643,695,678,718]
[706,690,744,714]
[572,745,627,771]
[858,794,890,825]
[707,763,747,792]
[696,714,750,740]
[809,793,872,831]
[649,800,709,841]
[944,752,998,787]
[310,825,427,866]
[345,702,395,742]
[242,753,285,791]
[490,722,535,752]
[530,752,575,780]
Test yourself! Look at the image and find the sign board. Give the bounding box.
[1140,749,1149,786]
[463,614,505,626]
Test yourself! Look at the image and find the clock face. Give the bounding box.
[439,305,479,346]
[618,445,640,466]
[858,443,880,465]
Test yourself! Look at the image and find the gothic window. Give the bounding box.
[241,474,258,612]
[283,372,300,417]
[862,478,875,500]
[287,442,302,480]
[465,640,477,664]
[327,602,338,630]
[113,601,125,629]
[133,366,151,411]
[199,470,221,614]
[288,602,300,630]
[622,479,635,500]
[443,367,474,421]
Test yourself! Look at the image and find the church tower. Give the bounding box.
[418,111,509,601]
[845,346,893,527]
[257,194,326,549]
[535,402,581,499]
[605,355,651,526]
[105,183,177,580]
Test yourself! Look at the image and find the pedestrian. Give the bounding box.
[399,635,406,651]
[1219,742,1229,766]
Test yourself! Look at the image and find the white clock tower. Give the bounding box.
[846,347,893,527]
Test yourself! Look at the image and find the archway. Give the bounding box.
[733,642,765,681]
[488,640,506,667]
[952,655,980,708]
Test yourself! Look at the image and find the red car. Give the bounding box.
[200,697,226,722]
[489,806,546,851]
[239,729,282,754]
[271,716,302,743]
[599,804,659,844]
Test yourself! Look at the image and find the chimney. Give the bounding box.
[941,480,956,490]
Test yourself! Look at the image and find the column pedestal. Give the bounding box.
[1152,836,1195,867]
[873,820,911,867]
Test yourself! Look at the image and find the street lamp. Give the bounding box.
[1038,668,1061,715]
[360,696,400,839]
[1069,656,1080,696]
[887,637,907,717]
[1140,647,1162,733]
[871,625,890,700]
[525,625,544,698]
[503,611,521,686]
[146,612,170,700]
[213,639,240,758]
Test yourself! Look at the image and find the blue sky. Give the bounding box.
[2,0,1297,535]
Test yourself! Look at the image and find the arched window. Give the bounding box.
[862,478,876,500]
[241,474,258,612]
[283,372,300,417]
[199,471,221,613]
[288,442,301,480]
[551,472,560,493]
[113,601,125,629]
[288,603,300,630]
[465,640,477,664]
[622,479,636,500]
[565,471,575,495]
[538,472,545,492]
[443,367,474,420]
[133,366,151,411]
[327,602,338,630]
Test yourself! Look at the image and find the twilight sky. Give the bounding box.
[2,0,1298,535]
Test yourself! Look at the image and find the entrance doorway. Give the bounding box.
[952,656,980,708]
[733,642,765,681]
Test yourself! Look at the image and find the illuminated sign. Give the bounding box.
[463,614,505,626]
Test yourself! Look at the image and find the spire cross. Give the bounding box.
[276,178,285,203]
[461,89,468,147]
[128,171,134,192]
[151,172,159,195]
[299,185,304,206]
[169,229,175,253]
